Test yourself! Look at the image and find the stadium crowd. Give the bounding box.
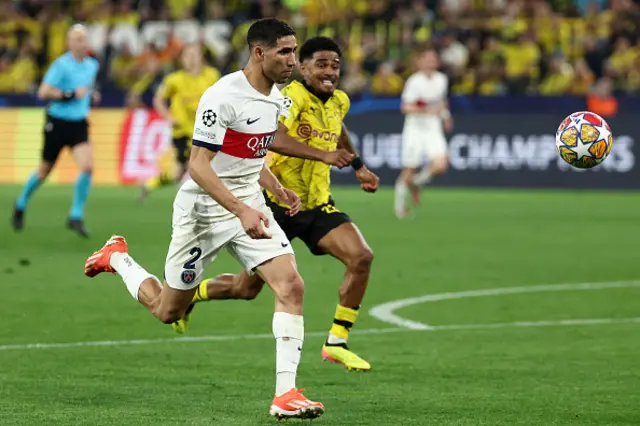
[0,0,639,98]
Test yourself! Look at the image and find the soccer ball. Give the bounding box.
[555,111,613,169]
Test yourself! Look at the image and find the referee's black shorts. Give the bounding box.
[42,114,89,163]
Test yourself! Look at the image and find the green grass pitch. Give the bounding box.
[1,184,639,425]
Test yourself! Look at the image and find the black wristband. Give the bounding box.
[61,90,75,101]
[351,156,364,171]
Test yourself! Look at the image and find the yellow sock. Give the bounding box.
[328,305,359,344]
[145,171,175,191]
[144,176,162,191]
[191,279,210,303]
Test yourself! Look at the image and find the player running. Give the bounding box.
[394,45,453,219]
[84,19,325,420]
[12,24,99,237]
[139,43,221,201]
[173,36,380,372]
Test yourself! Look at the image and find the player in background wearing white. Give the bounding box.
[83,18,325,420]
[395,46,454,219]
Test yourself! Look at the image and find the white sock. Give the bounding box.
[109,252,158,300]
[326,333,347,345]
[394,181,407,214]
[414,167,432,186]
[272,312,304,397]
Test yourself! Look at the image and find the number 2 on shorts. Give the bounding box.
[183,247,202,270]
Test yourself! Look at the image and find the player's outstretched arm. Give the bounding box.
[189,146,271,238]
[272,123,353,168]
[259,164,301,216]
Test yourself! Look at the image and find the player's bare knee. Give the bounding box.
[157,310,180,324]
[80,167,93,175]
[37,163,52,180]
[348,248,374,274]
[239,284,262,300]
[275,273,305,306]
[432,159,448,175]
[155,306,183,324]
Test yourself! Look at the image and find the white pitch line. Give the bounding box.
[368,280,640,330]
[2,281,639,352]
[430,316,640,331]
[2,317,640,352]
[0,328,406,352]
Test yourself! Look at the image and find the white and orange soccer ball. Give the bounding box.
[555,111,613,169]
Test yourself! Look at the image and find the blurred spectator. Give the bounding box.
[0,0,639,99]
[126,57,163,108]
[538,54,573,95]
[569,57,596,95]
[0,55,14,93]
[370,62,404,96]
[586,77,618,117]
[340,60,369,97]
[109,45,137,90]
[502,32,541,93]
[10,45,38,93]
[439,32,469,77]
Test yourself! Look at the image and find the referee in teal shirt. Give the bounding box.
[13,24,100,238]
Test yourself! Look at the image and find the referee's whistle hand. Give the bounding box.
[75,87,89,98]
[92,91,101,105]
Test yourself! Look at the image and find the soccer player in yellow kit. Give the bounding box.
[173,37,380,372]
[139,44,220,201]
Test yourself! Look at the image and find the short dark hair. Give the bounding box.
[246,18,296,48]
[298,36,342,62]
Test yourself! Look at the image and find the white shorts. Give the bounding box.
[401,130,448,168]
[164,193,294,291]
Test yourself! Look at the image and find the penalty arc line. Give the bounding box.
[1,281,639,352]
[368,280,640,330]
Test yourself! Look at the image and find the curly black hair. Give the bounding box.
[298,36,342,62]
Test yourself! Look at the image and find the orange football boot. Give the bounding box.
[269,388,324,420]
[84,235,128,277]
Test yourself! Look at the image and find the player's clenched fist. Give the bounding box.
[323,149,353,168]
[239,208,272,239]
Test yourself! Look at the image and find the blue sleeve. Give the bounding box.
[42,60,64,88]
[91,58,100,84]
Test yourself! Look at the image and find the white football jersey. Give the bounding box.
[179,70,290,221]
[401,71,448,133]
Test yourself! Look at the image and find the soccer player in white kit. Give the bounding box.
[394,46,454,219]
[83,18,325,420]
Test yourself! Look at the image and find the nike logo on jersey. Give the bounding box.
[281,242,289,247]
[246,117,260,125]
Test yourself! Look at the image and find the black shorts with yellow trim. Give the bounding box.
[265,194,351,256]
[173,136,190,165]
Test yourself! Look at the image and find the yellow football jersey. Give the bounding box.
[267,80,350,211]
[157,66,221,139]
